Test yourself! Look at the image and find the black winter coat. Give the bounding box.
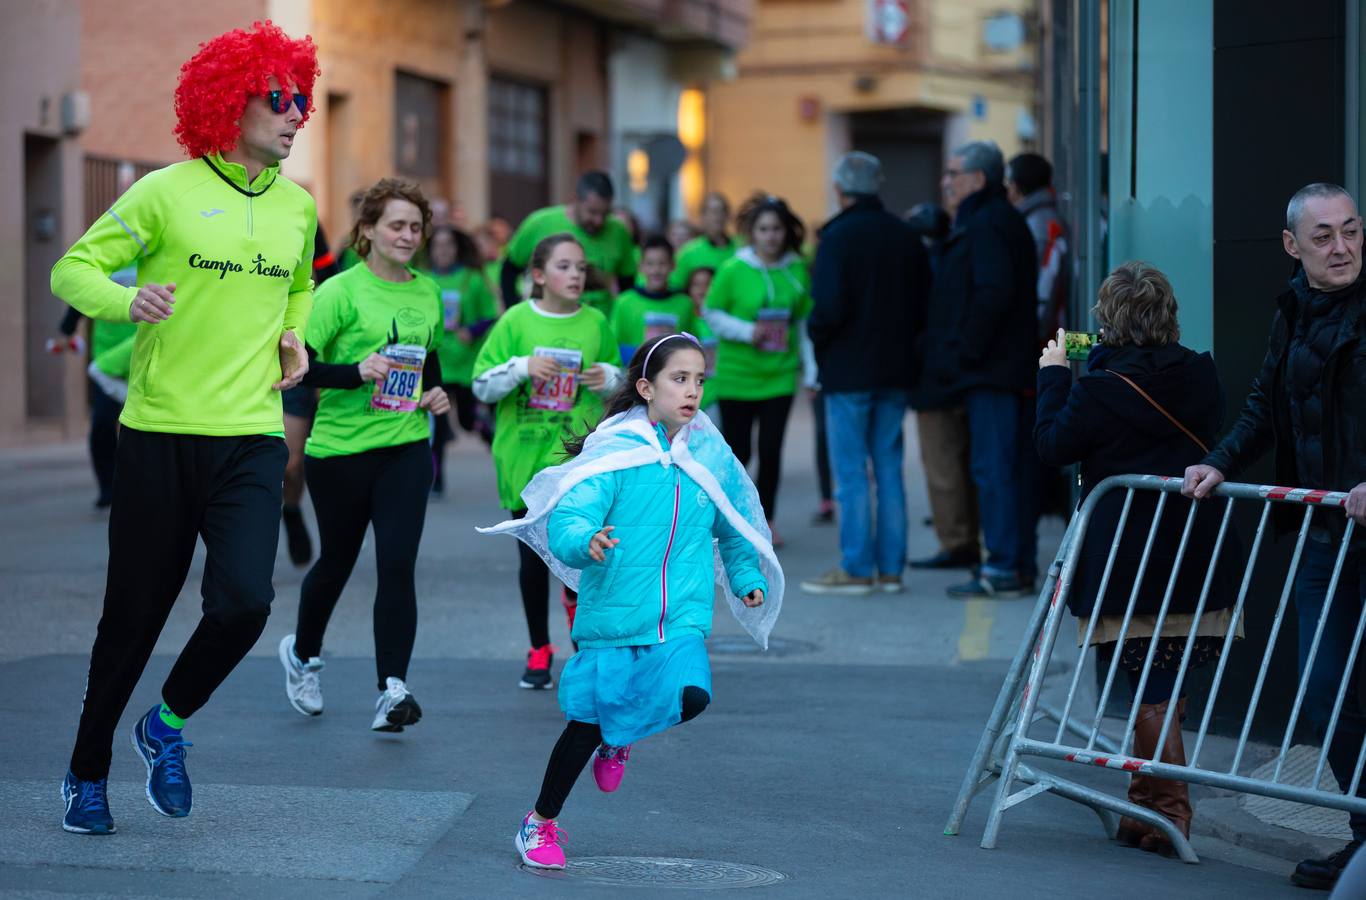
[808,196,931,393]
[911,184,1038,409]
[1204,272,1366,540]
[1036,344,1240,618]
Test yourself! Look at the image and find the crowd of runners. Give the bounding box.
[43,15,1075,879]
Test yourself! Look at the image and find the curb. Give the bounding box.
[1195,795,1345,864]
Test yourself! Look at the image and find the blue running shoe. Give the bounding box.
[61,770,115,834]
[131,706,193,817]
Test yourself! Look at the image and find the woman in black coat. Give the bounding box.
[1035,261,1242,856]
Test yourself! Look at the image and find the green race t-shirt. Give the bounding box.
[304,264,443,459]
[429,265,500,386]
[669,235,742,292]
[504,206,636,317]
[705,250,811,401]
[473,301,621,509]
[609,287,697,364]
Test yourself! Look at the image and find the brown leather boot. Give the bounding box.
[1136,698,1192,856]
[1116,702,1162,847]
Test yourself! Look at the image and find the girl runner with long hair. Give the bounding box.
[479,333,783,870]
[703,193,812,546]
[472,234,624,689]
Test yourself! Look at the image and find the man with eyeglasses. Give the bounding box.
[914,140,1039,598]
[49,21,319,835]
[1184,183,1366,891]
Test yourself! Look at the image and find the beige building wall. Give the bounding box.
[709,0,1037,230]
[2,0,86,445]
[80,0,270,167]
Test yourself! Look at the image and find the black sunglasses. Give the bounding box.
[268,90,308,115]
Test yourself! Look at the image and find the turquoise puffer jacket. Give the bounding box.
[548,421,767,648]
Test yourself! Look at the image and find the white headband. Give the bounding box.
[641,332,703,375]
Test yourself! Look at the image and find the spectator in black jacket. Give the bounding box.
[1184,182,1366,891]
[918,140,1039,598]
[1036,261,1239,856]
[801,152,931,595]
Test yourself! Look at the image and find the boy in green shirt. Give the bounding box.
[610,234,697,363]
[501,172,636,318]
[51,22,319,836]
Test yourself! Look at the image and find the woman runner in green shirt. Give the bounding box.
[473,234,624,690]
[427,224,500,495]
[703,193,813,547]
[278,179,451,733]
[670,192,740,292]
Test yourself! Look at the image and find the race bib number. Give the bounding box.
[754,308,791,353]
[528,346,583,412]
[643,311,680,343]
[441,289,463,331]
[371,343,426,412]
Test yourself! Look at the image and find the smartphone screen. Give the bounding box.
[1063,331,1101,361]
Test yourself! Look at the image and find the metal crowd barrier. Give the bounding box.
[944,474,1363,864]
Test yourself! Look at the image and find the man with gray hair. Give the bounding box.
[802,151,931,594]
[914,140,1039,598]
[1184,182,1366,891]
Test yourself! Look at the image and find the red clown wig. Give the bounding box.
[173,20,320,159]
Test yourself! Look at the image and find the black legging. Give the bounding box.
[295,440,432,690]
[510,508,575,649]
[719,394,794,516]
[534,686,710,818]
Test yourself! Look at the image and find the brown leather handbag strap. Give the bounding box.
[1107,370,1211,455]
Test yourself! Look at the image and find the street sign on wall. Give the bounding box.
[867,0,910,47]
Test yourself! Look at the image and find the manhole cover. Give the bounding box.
[707,635,816,656]
[522,856,787,889]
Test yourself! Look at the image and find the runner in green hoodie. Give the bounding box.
[703,193,814,547]
[51,21,319,837]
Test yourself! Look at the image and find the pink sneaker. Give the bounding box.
[592,743,631,792]
[515,811,566,869]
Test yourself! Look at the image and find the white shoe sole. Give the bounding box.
[515,831,565,869]
[799,582,875,596]
[279,635,322,717]
[878,582,904,594]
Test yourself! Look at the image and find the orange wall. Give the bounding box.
[80,0,269,166]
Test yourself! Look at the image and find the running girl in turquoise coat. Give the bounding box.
[480,333,784,870]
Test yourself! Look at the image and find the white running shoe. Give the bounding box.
[372,677,423,732]
[278,634,324,716]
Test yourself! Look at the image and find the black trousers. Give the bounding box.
[534,686,711,819]
[295,440,432,690]
[70,428,287,781]
[811,389,832,503]
[719,394,794,516]
[88,377,122,503]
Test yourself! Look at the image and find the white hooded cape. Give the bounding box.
[477,406,783,649]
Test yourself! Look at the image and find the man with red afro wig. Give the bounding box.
[50,20,320,836]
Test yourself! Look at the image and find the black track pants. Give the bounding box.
[69,428,287,781]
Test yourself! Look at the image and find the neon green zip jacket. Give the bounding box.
[51,153,316,436]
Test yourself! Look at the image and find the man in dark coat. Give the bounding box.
[1184,182,1366,891]
[916,140,1039,597]
[802,152,931,594]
